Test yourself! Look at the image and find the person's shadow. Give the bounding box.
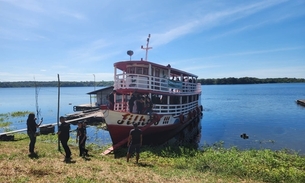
[28,152,39,159]
[57,149,76,164]
[82,156,91,161]
[64,159,76,164]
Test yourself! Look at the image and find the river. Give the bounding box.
[1,84,305,153]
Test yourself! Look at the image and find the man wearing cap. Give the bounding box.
[127,123,142,163]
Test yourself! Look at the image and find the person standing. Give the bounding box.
[127,123,142,163]
[144,97,153,120]
[136,96,144,114]
[76,122,88,157]
[128,93,136,113]
[26,113,41,154]
[57,116,71,161]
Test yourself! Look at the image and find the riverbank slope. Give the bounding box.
[1,134,304,183]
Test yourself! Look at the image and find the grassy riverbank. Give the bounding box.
[1,134,305,183]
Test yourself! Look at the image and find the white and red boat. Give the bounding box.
[102,35,203,150]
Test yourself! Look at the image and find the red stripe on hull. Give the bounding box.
[107,116,197,145]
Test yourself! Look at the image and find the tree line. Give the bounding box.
[197,77,305,85]
[0,81,114,88]
[0,77,304,87]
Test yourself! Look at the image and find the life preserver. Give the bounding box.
[153,114,160,125]
[179,114,184,123]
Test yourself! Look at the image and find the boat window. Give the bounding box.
[136,67,142,74]
[155,68,160,77]
[127,67,135,74]
[143,68,148,75]
[162,69,168,78]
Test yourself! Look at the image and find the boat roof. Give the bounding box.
[114,60,198,78]
[87,86,114,95]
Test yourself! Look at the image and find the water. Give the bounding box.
[1,84,305,153]
[0,86,112,145]
[201,83,305,153]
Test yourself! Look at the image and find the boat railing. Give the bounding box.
[114,101,128,111]
[114,100,198,116]
[114,73,200,94]
[153,101,198,116]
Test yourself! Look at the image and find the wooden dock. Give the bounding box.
[73,104,100,112]
[0,109,105,137]
[296,99,305,107]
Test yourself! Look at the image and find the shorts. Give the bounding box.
[128,144,141,154]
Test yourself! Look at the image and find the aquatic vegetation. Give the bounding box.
[0,111,32,129]
[0,121,12,128]
[0,113,9,117]
[0,115,12,128]
[10,111,32,117]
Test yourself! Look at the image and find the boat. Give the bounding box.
[296,99,305,107]
[102,34,203,149]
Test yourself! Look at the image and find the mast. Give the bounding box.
[141,34,153,61]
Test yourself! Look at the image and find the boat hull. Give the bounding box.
[103,109,201,145]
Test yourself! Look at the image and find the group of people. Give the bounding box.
[26,113,143,163]
[128,94,153,118]
[26,114,89,162]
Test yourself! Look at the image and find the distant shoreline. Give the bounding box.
[0,77,304,87]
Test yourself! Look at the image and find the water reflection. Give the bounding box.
[164,115,202,148]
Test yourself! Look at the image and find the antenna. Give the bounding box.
[141,34,153,61]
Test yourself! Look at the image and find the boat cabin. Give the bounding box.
[111,60,202,116]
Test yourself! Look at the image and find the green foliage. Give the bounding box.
[1,78,304,87]
[2,134,305,182]
[10,111,31,117]
[0,81,114,88]
[0,113,9,117]
[0,121,12,127]
[158,145,305,183]
[0,111,32,130]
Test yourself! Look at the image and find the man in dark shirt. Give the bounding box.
[76,122,89,157]
[57,116,71,161]
[128,93,136,113]
[136,96,144,114]
[127,123,142,163]
[144,97,153,120]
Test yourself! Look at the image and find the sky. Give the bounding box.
[0,0,305,82]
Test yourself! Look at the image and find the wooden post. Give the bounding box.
[57,74,61,151]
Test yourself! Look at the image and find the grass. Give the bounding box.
[1,134,305,183]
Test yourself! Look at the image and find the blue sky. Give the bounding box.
[1,0,304,82]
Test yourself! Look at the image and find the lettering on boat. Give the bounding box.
[117,113,151,125]
[163,116,170,124]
